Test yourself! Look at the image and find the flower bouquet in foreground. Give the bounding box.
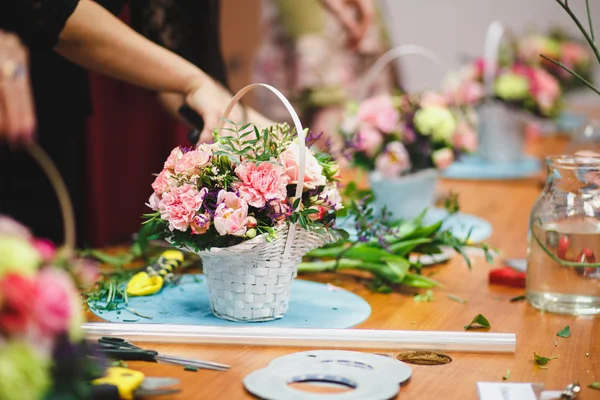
[340,91,477,219]
[142,121,343,321]
[0,215,102,400]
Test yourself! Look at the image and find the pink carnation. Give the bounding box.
[355,124,384,156]
[147,192,161,211]
[174,149,211,177]
[159,184,207,232]
[453,121,478,153]
[214,191,249,237]
[432,148,455,170]
[235,161,289,208]
[357,95,399,133]
[151,169,174,196]
[375,142,411,177]
[164,147,184,171]
[33,268,75,335]
[279,143,326,190]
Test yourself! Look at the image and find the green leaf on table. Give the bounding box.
[413,290,434,303]
[533,352,558,367]
[509,295,526,302]
[448,294,467,304]
[556,325,571,338]
[588,382,600,390]
[383,258,410,282]
[402,273,440,288]
[80,249,133,268]
[502,369,510,380]
[464,314,491,330]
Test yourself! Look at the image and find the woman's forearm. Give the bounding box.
[54,0,206,95]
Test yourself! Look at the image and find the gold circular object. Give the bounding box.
[1,60,26,80]
[395,351,452,366]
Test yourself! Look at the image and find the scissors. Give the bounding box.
[97,336,229,371]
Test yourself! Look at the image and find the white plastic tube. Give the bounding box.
[83,323,516,353]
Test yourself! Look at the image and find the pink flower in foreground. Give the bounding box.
[190,213,211,235]
[355,124,384,156]
[0,273,36,335]
[214,191,249,237]
[279,143,326,190]
[235,161,289,208]
[420,91,448,108]
[432,148,455,170]
[375,142,411,177]
[453,121,478,153]
[159,184,207,232]
[152,169,174,196]
[31,239,56,262]
[174,149,211,177]
[357,95,399,133]
[561,42,589,68]
[33,268,75,335]
[0,215,31,239]
[164,147,184,171]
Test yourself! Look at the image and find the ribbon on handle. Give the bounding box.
[483,21,516,97]
[215,83,307,256]
[358,44,449,101]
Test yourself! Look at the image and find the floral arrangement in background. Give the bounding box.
[143,123,343,251]
[0,215,102,400]
[517,28,593,92]
[444,58,563,119]
[340,92,478,177]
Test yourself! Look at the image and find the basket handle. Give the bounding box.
[358,44,449,100]
[24,143,76,255]
[215,83,307,256]
[483,21,516,97]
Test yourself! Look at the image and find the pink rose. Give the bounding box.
[432,148,455,170]
[31,239,56,262]
[357,95,399,133]
[235,161,289,208]
[152,169,174,196]
[375,141,411,177]
[279,143,327,190]
[190,213,211,235]
[213,191,249,237]
[420,91,448,108]
[0,215,31,239]
[174,149,211,177]
[33,268,75,335]
[453,121,478,153]
[0,273,36,335]
[159,184,207,232]
[355,124,384,156]
[164,147,184,171]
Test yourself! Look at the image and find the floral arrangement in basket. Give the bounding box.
[517,28,593,92]
[144,122,343,249]
[0,215,102,400]
[340,91,477,177]
[141,83,344,322]
[444,58,563,119]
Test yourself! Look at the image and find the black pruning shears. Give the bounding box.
[97,337,230,371]
[178,104,203,146]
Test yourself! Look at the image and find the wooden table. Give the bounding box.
[91,135,600,399]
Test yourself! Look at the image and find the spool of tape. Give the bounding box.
[268,350,412,385]
[243,363,400,400]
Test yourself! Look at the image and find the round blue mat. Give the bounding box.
[89,275,371,328]
[337,207,492,244]
[442,154,541,180]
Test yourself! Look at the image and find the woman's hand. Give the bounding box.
[185,79,274,143]
[0,31,35,145]
[320,0,374,48]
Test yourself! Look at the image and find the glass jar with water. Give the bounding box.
[527,155,600,315]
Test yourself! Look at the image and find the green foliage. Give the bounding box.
[464,314,491,330]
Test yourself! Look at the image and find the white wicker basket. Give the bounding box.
[188,83,338,322]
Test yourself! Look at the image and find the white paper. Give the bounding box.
[477,382,537,400]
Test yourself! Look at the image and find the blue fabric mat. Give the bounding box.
[442,154,541,180]
[89,276,371,328]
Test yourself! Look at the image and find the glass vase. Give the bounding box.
[526,155,600,315]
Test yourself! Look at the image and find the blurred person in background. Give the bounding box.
[254,0,396,143]
[0,0,270,244]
